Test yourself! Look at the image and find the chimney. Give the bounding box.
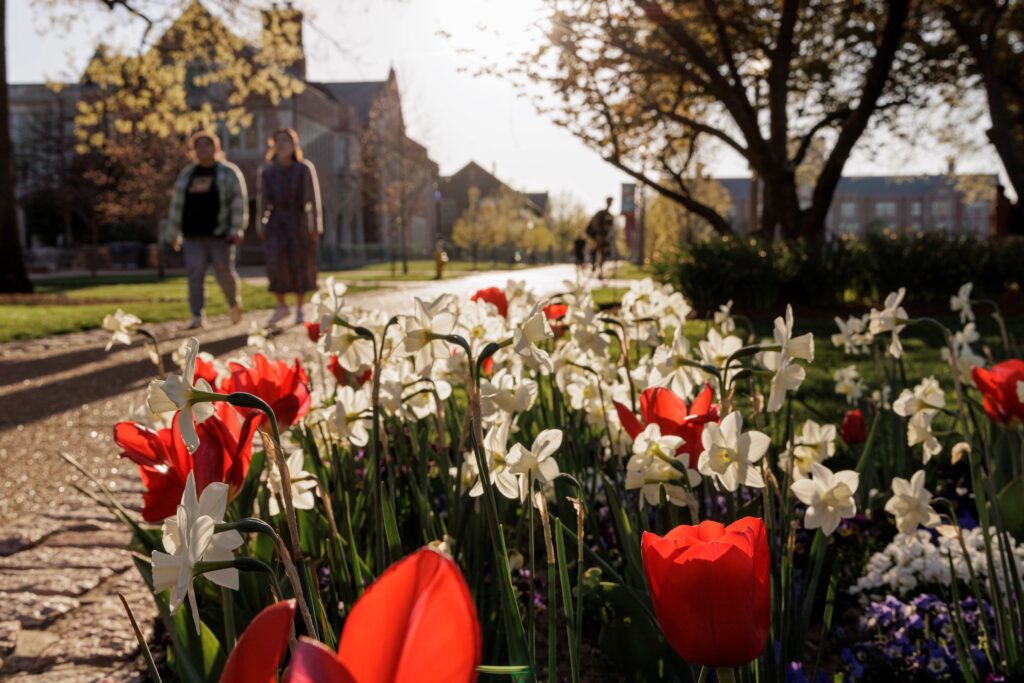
[262,2,306,80]
[946,156,956,177]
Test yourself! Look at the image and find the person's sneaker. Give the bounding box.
[294,307,304,325]
[186,316,205,330]
[230,305,243,325]
[267,305,290,327]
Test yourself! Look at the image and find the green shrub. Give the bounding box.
[651,232,1023,311]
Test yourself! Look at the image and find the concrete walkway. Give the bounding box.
[0,263,613,679]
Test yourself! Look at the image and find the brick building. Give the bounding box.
[437,161,548,242]
[10,5,439,269]
[718,173,998,237]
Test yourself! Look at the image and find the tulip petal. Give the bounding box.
[337,548,481,683]
[613,401,644,440]
[287,638,358,683]
[221,601,295,683]
[640,387,689,436]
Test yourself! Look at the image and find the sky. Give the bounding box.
[7,0,1009,210]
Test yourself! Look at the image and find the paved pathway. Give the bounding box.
[0,263,611,679]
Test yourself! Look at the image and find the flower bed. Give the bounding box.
[87,275,1024,682]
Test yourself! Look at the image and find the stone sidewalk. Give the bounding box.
[0,263,595,680]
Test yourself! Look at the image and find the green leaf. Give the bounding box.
[997,477,1024,537]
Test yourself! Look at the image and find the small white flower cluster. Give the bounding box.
[852,527,1024,599]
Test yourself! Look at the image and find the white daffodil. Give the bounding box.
[569,308,609,357]
[247,321,276,353]
[151,472,243,635]
[869,288,908,358]
[469,421,519,500]
[313,276,349,330]
[650,331,698,398]
[507,428,562,501]
[714,299,736,333]
[328,385,371,447]
[894,376,945,419]
[626,423,700,508]
[950,282,974,324]
[894,377,945,463]
[698,328,743,387]
[831,314,872,355]
[266,449,318,517]
[403,295,458,355]
[762,353,806,413]
[790,463,859,536]
[323,323,374,372]
[833,365,867,405]
[885,470,941,534]
[147,337,215,453]
[781,420,837,479]
[940,323,985,382]
[401,375,452,421]
[513,303,554,373]
[450,454,480,493]
[774,305,815,363]
[907,413,943,463]
[658,291,693,333]
[481,368,539,417]
[102,309,142,351]
[761,306,813,412]
[698,411,769,491]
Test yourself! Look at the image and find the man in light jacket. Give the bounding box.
[167,131,248,329]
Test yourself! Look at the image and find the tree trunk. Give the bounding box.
[0,0,33,293]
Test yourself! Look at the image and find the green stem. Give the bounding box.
[221,586,236,652]
[715,668,736,683]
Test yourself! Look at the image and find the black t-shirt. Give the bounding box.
[182,165,220,237]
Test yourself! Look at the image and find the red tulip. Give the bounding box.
[642,518,770,667]
[841,409,867,445]
[219,549,481,683]
[225,354,311,428]
[304,322,322,343]
[114,404,257,521]
[470,287,508,318]
[328,355,372,387]
[193,354,219,388]
[972,359,1024,427]
[221,601,296,683]
[543,303,568,320]
[614,384,718,469]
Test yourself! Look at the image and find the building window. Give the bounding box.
[840,202,857,219]
[932,200,952,230]
[875,201,896,219]
[336,137,349,172]
[911,201,921,217]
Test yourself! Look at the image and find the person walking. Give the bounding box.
[586,196,614,277]
[572,234,587,274]
[258,127,323,326]
[168,131,248,329]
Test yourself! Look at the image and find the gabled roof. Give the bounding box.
[314,81,388,122]
[526,192,549,213]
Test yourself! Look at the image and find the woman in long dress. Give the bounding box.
[258,127,323,326]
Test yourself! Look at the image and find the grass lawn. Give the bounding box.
[0,274,373,343]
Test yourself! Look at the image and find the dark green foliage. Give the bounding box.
[651,233,1024,313]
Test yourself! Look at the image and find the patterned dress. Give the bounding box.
[258,159,322,293]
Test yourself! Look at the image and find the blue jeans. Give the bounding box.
[183,237,240,317]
